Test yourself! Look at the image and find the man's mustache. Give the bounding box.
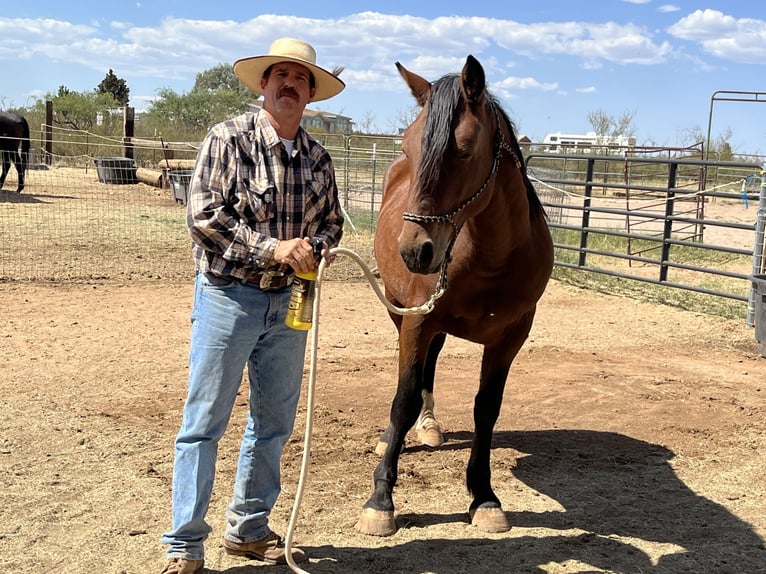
[278,87,299,99]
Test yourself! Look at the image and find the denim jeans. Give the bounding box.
[162,272,308,560]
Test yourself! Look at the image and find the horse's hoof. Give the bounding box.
[469,506,511,533]
[416,418,444,448]
[416,426,444,448]
[355,508,397,536]
[374,440,388,456]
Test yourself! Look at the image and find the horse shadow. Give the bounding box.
[399,428,765,572]
[0,188,83,204]
[205,428,763,573]
[0,188,48,203]
[197,429,764,573]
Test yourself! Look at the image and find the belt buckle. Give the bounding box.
[259,270,277,290]
[259,270,289,291]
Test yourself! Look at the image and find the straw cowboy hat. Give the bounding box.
[233,38,345,102]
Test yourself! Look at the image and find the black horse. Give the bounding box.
[0,111,30,193]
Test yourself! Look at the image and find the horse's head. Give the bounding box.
[395,55,500,275]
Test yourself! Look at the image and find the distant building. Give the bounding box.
[299,108,353,134]
[542,131,636,153]
[250,99,353,134]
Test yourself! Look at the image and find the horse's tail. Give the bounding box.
[20,116,30,168]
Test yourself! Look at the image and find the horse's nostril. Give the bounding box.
[400,240,435,274]
[418,241,434,268]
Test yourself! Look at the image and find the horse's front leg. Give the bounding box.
[356,326,429,536]
[375,332,446,454]
[468,321,532,533]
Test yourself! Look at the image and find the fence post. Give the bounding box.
[123,106,135,160]
[370,143,377,228]
[44,100,53,166]
[659,161,678,283]
[578,158,595,267]
[747,164,766,327]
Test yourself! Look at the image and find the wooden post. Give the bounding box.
[123,106,135,159]
[44,100,53,166]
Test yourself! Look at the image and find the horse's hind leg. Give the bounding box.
[12,151,24,192]
[416,332,446,447]
[0,151,8,190]
[375,332,446,454]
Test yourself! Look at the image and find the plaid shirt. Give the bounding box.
[187,110,344,279]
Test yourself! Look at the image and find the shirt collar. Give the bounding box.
[253,109,309,155]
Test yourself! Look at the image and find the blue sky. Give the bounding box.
[1,1,764,153]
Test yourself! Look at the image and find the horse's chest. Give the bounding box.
[437,284,528,338]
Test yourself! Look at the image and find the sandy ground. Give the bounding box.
[0,277,764,574]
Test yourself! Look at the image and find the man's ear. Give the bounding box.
[260,77,268,91]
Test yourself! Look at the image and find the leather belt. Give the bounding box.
[245,270,293,291]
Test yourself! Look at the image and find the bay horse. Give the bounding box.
[355,56,553,536]
[0,111,30,193]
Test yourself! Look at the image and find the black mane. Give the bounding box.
[417,74,545,220]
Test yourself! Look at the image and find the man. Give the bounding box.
[161,38,345,574]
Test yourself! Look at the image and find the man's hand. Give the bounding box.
[275,237,317,274]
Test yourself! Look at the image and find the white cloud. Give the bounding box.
[494,76,558,91]
[667,9,766,64]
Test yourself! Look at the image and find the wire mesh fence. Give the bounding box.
[0,132,396,282]
[2,128,762,304]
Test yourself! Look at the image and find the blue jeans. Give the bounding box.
[162,272,308,560]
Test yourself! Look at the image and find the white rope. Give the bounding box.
[284,246,440,573]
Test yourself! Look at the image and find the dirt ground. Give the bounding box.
[1,271,765,574]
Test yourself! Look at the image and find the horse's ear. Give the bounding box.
[395,62,431,107]
[461,55,486,105]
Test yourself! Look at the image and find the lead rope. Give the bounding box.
[284,246,444,574]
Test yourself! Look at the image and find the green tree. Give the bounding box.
[97,69,130,106]
[142,87,250,140]
[46,87,119,131]
[193,63,250,97]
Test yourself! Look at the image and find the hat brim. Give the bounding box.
[234,55,345,103]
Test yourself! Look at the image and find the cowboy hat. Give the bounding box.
[233,38,345,102]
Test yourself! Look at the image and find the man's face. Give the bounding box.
[261,61,316,112]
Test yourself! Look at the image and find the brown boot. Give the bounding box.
[223,531,307,564]
[161,557,204,574]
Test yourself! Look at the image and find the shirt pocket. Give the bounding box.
[303,178,328,223]
[241,174,275,222]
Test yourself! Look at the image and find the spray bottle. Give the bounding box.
[285,238,325,330]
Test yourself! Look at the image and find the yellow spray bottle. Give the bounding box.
[285,238,324,330]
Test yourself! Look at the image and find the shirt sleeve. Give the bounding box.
[316,155,345,249]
